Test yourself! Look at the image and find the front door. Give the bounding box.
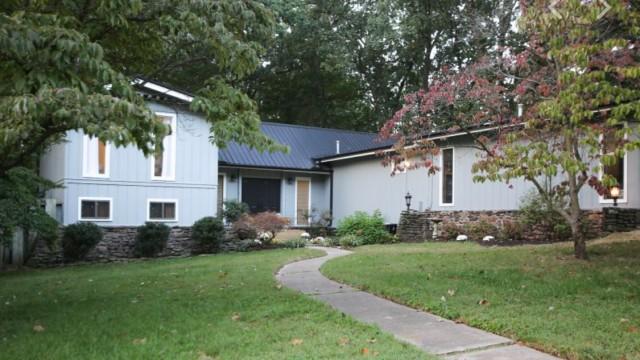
[241,178,281,213]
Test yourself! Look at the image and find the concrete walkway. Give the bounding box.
[276,247,560,360]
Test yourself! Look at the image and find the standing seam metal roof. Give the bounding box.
[218,122,387,170]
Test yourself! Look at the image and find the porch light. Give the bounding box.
[610,185,621,207]
[405,192,412,211]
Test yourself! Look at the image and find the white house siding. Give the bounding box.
[219,167,331,225]
[41,101,218,226]
[331,135,640,224]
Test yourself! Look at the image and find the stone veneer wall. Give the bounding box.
[397,210,606,243]
[602,208,640,232]
[28,227,201,267]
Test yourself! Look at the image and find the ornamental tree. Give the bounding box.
[382,0,640,259]
[0,0,286,251]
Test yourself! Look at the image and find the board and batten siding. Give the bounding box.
[219,167,331,225]
[42,101,219,226]
[331,135,640,225]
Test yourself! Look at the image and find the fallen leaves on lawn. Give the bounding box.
[338,337,350,346]
[231,313,241,321]
[620,318,630,323]
[32,324,45,333]
[366,338,377,343]
[197,351,216,360]
[627,326,638,333]
[275,284,283,290]
[361,348,369,355]
[290,338,304,346]
[447,289,456,296]
[478,299,489,305]
[132,338,147,345]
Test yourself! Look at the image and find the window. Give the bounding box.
[151,113,177,180]
[600,131,627,203]
[295,178,311,226]
[83,135,109,177]
[440,148,454,205]
[147,199,178,221]
[217,174,226,217]
[79,197,112,221]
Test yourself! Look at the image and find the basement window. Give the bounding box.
[148,199,178,222]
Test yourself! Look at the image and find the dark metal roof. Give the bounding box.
[219,122,387,170]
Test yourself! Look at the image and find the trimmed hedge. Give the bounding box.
[134,222,170,257]
[62,222,103,262]
[192,216,225,253]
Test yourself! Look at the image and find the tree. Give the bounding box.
[382,0,640,259]
[0,0,286,249]
[249,0,520,131]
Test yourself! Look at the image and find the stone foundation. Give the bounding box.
[602,208,640,232]
[27,226,237,267]
[397,209,608,243]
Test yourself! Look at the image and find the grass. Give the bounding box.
[321,233,640,360]
[0,249,429,360]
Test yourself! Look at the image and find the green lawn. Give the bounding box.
[0,249,428,360]
[321,236,640,360]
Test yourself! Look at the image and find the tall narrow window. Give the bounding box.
[151,113,177,180]
[601,132,627,202]
[440,148,454,205]
[83,135,109,177]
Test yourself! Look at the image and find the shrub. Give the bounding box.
[251,212,289,240]
[134,222,170,257]
[518,191,572,241]
[192,216,225,253]
[320,237,340,247]
[439,222,462,241]
[498,220,524,241]
[222,200,249,223]
[336,210,392,245]
[338,234,364,247]
[308,210,333,238]
[282,238,307,249]
[62,222,103,261]
[463,218,498,241]
[231,214,258,240]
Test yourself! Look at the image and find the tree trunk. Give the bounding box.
[570,219,588,260]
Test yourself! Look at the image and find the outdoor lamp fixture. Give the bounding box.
[610,185,621,207]
[405,192,412,211]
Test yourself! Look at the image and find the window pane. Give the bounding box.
[154,150,164,177]
[164,203,176,219]
[604,158,625,199]
[96,201,110,219]
[149,202,163,219]
[442,149,453,204]
[81,201,96,218]
[98,141,106,174]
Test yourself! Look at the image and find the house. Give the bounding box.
[40,81,219,227]
[39,80,383,228]
[39,80,639,231]
[319,128,640,225]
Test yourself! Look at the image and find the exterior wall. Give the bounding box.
[331,135,640,224]
[219,167,331,225]
[42,101,218,226]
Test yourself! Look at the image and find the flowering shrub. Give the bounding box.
[251,212,289,240]
[463,218,498,242]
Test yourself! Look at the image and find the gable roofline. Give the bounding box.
[132,78,195,103]
[317,125,507,163]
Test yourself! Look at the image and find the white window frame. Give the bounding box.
[82,135,110,178]
[150,112,177,181]
[146,198,179,222]
[294,177,312,226]
[439,147,455,207]
[598,132,628,204]
[78,197,113,222]
[218,173,227,218]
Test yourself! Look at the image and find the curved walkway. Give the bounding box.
[276,246,559,360]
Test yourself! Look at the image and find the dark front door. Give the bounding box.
[241,178,281,213]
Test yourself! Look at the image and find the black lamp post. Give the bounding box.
[610,185,621,207]
[405,192,412,211]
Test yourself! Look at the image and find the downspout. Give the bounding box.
[329,171,334,228]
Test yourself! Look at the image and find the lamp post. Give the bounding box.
[405,192,412,211]
[610,185,621,207]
